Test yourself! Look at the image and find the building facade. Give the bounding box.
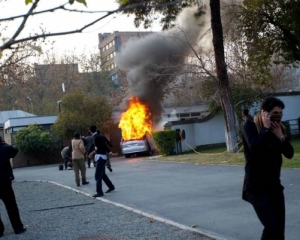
[98,31,152,85]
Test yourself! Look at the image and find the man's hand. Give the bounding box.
[270,121,284,140]
[261,110,271,129]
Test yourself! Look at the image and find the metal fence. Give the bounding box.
[284,119,300,137]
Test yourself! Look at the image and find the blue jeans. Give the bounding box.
[94,158,114,194]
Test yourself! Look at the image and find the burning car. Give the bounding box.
[118,96,155,158]
[120,137,153,158]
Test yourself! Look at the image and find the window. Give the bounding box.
[179,113,190,118]
[191,112,201,117]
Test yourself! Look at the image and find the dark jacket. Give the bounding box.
[242,120,294,196]
[0,143,18,185]
[90,133,113,155]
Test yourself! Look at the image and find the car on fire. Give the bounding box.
[120,137,154,158]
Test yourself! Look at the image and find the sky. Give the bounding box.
[1,0,161,58]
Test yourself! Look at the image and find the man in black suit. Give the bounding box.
[0,137,26,237]
[89,125,115,198]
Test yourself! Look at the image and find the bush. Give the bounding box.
[152,130,176,155]
[15,124,61,161]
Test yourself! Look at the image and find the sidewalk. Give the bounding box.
[0,181,214,240]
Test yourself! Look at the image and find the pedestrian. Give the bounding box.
[242,96,294,240]
[71,132,89,187]
[61,146,71,170]
[0,136,26,237]
[242,108,254,122]
[84,131,94,168]
[89,125,115,197]
[97,130,113,172]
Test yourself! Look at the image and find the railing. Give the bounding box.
[284,119,300,137]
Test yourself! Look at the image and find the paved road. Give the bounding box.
[13,157,300,240]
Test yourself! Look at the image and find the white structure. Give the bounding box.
[165,92,300,152]
[3,115,58,145]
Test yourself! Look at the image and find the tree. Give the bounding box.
[14,123,61,161]
[52,93,115,139]
[117,0,239,151]
[239,0,300,65]
[0,0,183,74]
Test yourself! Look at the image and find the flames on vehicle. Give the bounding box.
[118,96,152,140]
[118,96,153,158]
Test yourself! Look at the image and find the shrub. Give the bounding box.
[152,130,176,155]
[15,124,61,161]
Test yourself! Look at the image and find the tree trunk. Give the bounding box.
[209,0,238,152]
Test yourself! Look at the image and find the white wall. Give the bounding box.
[277,95,300,121]
[171,112,226,152]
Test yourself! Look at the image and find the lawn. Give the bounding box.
[150,138,300,169]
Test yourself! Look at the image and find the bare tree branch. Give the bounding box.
[0,0,184,51]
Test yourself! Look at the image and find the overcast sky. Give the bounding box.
[1,0,161,57]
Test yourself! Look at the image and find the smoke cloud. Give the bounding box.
[116,0,238,125]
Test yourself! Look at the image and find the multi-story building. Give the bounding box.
[98,31,152,85]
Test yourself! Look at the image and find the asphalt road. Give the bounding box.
[13,157,300,240]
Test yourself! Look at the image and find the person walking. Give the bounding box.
[71,132,89,187]
[84,131,94,168]
[242,97,294,240]
[96,130,113,172]
[89,125,115,198]
[0,137,26,237]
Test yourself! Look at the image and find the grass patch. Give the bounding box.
[151,138,300,168]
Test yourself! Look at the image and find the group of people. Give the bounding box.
[0,97,294,239]
[61,125,116,197]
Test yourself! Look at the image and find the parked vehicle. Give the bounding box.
[120,137,153,158]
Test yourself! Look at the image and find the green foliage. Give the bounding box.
[25,0,33,4]
[117,0,201,30]
[69,0,87,6]
[15,124,60,160]
[241,0,300,65]
[52,93,114,139]
[152,130,176,155]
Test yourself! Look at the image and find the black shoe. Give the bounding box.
[82,181,89,185]
[105,187,115,193]
[15,227,26,235]
[108,167,113,172]
[92,193,104,198]
[77,183,80,187]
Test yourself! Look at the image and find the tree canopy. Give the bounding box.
[240,0,300,65]
[52,93,115,139]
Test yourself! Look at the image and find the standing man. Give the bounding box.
[0,137,26,237]
[89,125,115,198]
[242,97,294,240]
[71,132,89,187]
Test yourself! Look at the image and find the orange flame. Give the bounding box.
[118,96,152,140]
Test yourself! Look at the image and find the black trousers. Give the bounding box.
[94,158,114,194]
[0,182,24,234]
[245,185,285,240]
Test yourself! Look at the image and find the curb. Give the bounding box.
[15,179,229,240]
